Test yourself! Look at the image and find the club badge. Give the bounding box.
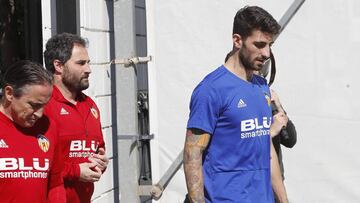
[37,134,50,153]
[264,93,271,107]
[90,107,99,119]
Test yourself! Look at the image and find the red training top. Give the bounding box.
[45,86,105,203]
[0,111,63,202]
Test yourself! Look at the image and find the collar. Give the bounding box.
[0,111,13,127]
[52,86,87,104]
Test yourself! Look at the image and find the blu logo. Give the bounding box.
[69,140,98,152]
[241,117,271,131]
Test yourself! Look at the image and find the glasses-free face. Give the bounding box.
[6,84,53,128]
[238,30,274,71]
[62,44,91,93]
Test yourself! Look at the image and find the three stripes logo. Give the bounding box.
[237,99,247,108]
[60,107,69,115]
[0,139,9,148]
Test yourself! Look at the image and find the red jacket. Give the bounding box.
[45,86,105,203]
[0,111,64,202]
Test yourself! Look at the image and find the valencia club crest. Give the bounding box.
[37,134,50,153]
[264,93,271,107]
[90,107,99,119]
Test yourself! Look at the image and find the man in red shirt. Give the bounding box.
[44,33,109,203]
[0,60,65,202]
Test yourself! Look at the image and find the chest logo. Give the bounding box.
[237,99,247,108]
[37,134,50,153]
[60,107,69,115]
[0,139,9,148]
[90,107,98,119]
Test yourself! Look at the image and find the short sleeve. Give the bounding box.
[187,83,221,135]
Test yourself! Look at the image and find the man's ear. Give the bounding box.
[53,59,63,73]
[4,86,14,102]
[232,34,243,49]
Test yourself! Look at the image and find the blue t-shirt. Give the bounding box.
[187,65,273,203]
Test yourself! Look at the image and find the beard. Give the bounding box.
[238,47,267,71]
[62,66,89,93]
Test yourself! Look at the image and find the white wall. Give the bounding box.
[147,0,360,202]
[79,0,115,202]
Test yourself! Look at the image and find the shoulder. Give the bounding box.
[202,65,231,84]
[193,66,232,94]
[76,92,98,108]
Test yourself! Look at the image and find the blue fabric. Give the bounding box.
[187,65,273,203]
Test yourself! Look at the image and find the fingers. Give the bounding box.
[79,162,102,183]
[274,113,288,128]
[90,148,109,171]
[89,156,107,170]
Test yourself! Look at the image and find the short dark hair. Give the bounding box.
[233,6,281,39]
[1,60,53,97]
[43,32,87,73]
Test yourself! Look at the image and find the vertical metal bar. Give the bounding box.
[114,0,141,202]
[50,0,57,36]
[106,1,120,202]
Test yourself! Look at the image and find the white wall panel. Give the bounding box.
[95,96,112,128]
[41,0,52,51]
[92,160,115,200]
[101,126,113,158]
[80,0,111,31]
[81,30,111,64]
[92,190,115,203]
[87,65,112,97]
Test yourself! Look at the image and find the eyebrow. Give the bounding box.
[75,59,91,64]
[28,101,46,109]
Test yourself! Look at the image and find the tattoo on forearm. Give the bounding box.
[183,130,210,203]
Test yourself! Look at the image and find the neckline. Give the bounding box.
[0,111,14,127]
[220,65,256,85]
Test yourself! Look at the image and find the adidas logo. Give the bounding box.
[237,99,247,108]
[0,139,9,148]
[60,107,69,115]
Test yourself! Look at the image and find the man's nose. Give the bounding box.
[33,108,44,118]
[85,62,92,73]
[261,45,271,59]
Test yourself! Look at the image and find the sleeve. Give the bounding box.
[48,125,64,189]
[280,119,297,148]
[48,125,66,202]
[186,83,221,135]
[62,162,81,180]
[48,185,66,203]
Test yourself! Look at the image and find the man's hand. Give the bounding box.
[89,148,109,171]
[270,112,288,137]
[79,162,102,182]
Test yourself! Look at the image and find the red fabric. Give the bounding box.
[45,86,105,203]
[48,185,66,203]
[0,111,64,202]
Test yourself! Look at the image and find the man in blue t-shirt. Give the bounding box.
[184,6,289,203]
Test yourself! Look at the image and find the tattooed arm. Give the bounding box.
[183,128,211,203]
